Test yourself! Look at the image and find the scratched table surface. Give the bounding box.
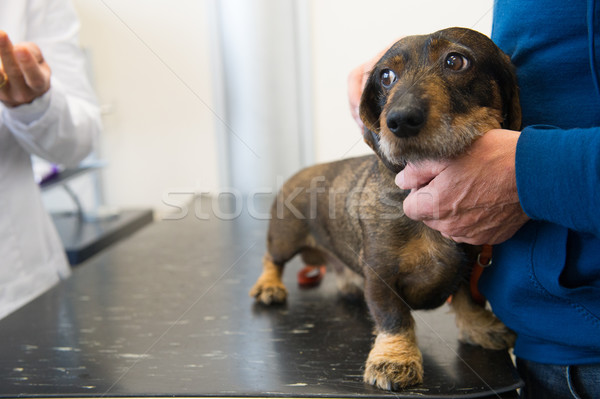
[0,196,522,398]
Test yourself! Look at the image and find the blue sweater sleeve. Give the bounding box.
[516,125,600,237]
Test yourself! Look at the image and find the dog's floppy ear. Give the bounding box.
[358,69,405,173]
[497,53,522,131]
[359,70,383,134]
[362,127,380,154]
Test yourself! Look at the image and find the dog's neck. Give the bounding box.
[375,157,406,189]
[378,155,405,175]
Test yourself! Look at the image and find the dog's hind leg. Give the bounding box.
[250,203,309,305]
[450,284,516,350]
[300,248,325,266]
[297,249,327,287]
[249,253,288,305]
[299,249,365,297]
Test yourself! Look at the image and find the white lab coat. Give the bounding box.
[0,0,102,320]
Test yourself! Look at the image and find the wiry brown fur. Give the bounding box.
[250,27,520,391]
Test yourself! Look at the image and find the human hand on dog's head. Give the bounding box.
[348,59,375,130]
[395,128,530,245]
[348,41,400,130]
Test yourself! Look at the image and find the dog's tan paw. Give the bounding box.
[458,314,516,350]
[364,356,423,390]
[250,256,287,305]
[363,332,423,391]
[450,286,516,350]
[249,281,288,305]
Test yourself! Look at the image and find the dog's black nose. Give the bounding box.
[386,108,425,138]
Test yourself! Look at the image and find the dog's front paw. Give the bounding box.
[364,356,423,390]
[363,332,423,390]
[249,280,288,305]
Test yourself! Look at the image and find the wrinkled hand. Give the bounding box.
[0,30,51,108]
[395,129,530,245]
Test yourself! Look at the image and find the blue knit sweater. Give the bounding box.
[479,0,600,364]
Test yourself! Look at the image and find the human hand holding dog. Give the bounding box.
[0,30,51,108]
[395,129,530,245]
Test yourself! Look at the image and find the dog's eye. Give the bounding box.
[380,69,397,88]
[444,53,470,71]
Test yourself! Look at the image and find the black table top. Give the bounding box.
[0,196,522,398]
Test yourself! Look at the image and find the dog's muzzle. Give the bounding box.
[385,91,428,138]
[386,106,426,138]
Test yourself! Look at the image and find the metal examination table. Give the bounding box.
[0,196,522,398]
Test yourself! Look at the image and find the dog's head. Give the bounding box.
[360,27,521,173]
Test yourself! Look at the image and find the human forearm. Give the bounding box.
[4,84,100,166]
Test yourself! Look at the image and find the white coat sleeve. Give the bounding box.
[1,0,101,167]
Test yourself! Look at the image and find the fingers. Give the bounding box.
[395,161,449,222]
[402,185,442,221]
[13,44,50,92]
[395,160,448,190]
[347,65,366,129]
[0,69,7,89]
[425,219,480,245]
[0,30,51,106]
[0,31,19,75]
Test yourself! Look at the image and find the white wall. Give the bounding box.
[70,0,493,215]
[72,0,220,216]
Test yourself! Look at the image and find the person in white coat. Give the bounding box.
[0,0,102,320]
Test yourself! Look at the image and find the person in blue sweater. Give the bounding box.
[348,0,600,397]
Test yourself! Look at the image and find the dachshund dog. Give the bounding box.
[250,27,520,391]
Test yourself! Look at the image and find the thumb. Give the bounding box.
[395,160,447,190]
[402,185,442,221]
